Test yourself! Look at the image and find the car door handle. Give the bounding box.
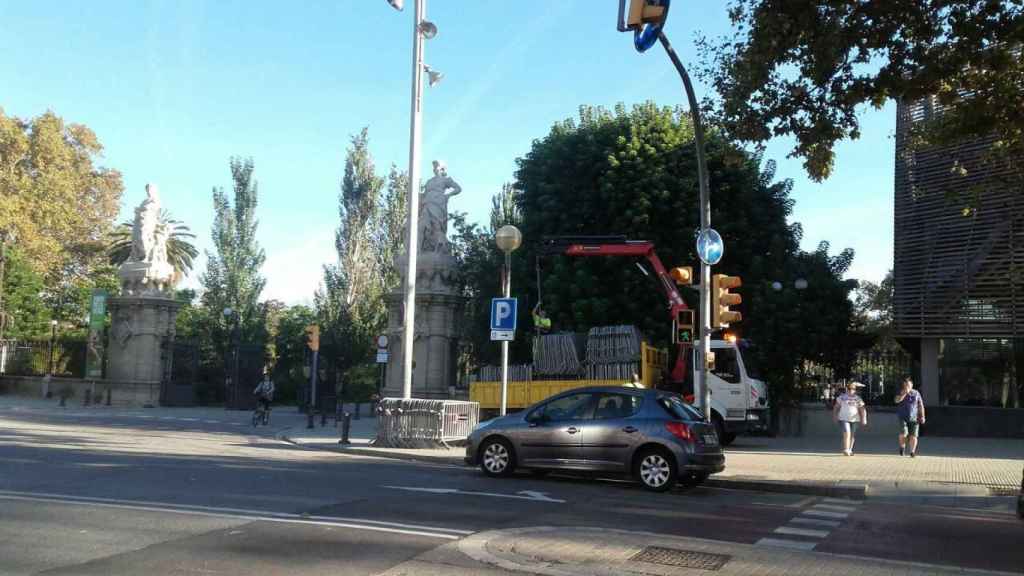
[566,427,579,434]
[622,426,638,433]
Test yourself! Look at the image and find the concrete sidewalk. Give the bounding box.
[281,417,1023,502]
[439,526,1021,576]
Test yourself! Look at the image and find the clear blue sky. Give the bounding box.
[1,1,894,304]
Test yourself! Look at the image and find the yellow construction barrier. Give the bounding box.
[470,379,628,410]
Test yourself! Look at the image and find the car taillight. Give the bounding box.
[665,421,693,442]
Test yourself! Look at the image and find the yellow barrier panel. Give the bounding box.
[471,379,630,409]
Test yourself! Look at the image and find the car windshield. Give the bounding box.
[657,395,703,421]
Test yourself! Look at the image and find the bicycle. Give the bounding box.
[252,398,271,427]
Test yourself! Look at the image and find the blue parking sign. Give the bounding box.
[490,298,517,331]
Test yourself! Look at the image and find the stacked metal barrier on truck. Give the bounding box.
[373,398,479,448]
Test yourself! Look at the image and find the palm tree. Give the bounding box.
[108,209,198,284]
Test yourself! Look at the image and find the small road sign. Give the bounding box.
[490,298,517,331]
[376,351,389,364]
[696,228,724,266]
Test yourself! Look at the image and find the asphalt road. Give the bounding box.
[0,406,1020,575]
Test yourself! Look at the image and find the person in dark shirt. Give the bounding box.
[895,377,926,457]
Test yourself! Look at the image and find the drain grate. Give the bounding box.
[629,546,730,571]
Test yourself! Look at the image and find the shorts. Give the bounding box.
[900,419,920,437]
[840,421,858,436]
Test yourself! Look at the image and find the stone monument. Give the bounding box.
[383,161,466,399]
[106,184,182,406]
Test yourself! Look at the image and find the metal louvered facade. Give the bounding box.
[893,98,1023,340]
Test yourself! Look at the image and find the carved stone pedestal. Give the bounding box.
[383,251,466,399]
[106,296,181,405]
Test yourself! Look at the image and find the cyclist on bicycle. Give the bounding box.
[253,373,275,415]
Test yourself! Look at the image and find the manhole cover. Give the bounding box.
[629,546,730,571]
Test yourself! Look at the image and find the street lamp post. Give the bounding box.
[48,319,58,376]
[386,0,440,400]
[223,308,239,408]
[495,225,522,416]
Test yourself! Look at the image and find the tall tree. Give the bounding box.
[373,165,409,295]
[697,1,1024,183]
[496,102,861,402]
[200,157,267,343]
[0,108,123,339]
[318,129,385,378]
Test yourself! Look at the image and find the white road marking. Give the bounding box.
[755,538,818,551]
[822,497,860,505]
[812,503,857,513]
[789,517,841,528]
[0,490,469,539]
[802,509,849,519]
[787,496,818,508]
[774,526,829,538]
[383,485,566,503]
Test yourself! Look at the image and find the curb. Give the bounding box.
[278,431,466,466]
[707,477,869,500]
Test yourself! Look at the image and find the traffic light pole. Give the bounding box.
[307,349,319,429]
[658,31,713,422]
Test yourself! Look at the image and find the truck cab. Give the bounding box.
[686,339,768,445]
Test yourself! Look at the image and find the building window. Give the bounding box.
[938,338,1022,408]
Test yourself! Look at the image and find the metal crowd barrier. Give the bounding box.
[373,398,480,448]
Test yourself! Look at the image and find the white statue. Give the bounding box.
[419,160,462,253]
[120,183,175,294]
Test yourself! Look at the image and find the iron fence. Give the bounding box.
[0,339,88,378]
[798,348,913,406]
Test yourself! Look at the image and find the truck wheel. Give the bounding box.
[712,414,736,447]
[480,437,516,478]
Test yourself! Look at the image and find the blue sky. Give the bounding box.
[1,1,894,304]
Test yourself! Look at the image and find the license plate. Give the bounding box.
[703,434,718,445]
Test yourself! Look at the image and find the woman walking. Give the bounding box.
[832,382,867,456]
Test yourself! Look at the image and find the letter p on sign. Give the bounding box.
[490,298,517,337]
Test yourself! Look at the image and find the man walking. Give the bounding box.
[895,377,926,457]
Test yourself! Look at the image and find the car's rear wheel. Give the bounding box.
[480,438,515,478]
[636,448,676,492]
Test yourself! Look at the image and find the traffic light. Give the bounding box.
[305,324,320,352]
[674,309,694,344]
[712,274,742,328]
[670,266,693,285]
[627,0,668,28]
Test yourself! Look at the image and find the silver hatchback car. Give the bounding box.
[465,386,725,492]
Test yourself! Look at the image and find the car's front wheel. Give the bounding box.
[479,437,515,478]
[636,448,677,492]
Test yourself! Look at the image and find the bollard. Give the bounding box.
[321,405,327,428]
[307,403,315,429]
[83,389,91,407]
[59,394,66,408]
[338,412,351,444]
[354,403,361,420]
[105,387,112,406]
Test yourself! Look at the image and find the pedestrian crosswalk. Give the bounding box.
[756,497,862,552]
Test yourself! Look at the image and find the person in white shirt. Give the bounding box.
[253,374,275,414]
[832,382,867,456]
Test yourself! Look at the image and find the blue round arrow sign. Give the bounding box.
[696,228,724,266]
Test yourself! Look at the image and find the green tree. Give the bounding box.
[697,1,1024,182]
[318,129,385,382]
[107,210,198,283]
[0,248,49,339]
[504,103,861,403]
[374,165,409,295]
[200,157,267,372]
[272,304,317,404]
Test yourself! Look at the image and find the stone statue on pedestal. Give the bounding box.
[383,160,466,400]
[120,184,176,295]
[419,160,462,254]
[106,183,183,406]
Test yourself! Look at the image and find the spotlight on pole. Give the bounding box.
[418,20,438,39]
[386,0,403,11]
[424,64,444,87]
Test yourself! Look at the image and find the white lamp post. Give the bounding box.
[387,0,441,400]
[495,225,522,416]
